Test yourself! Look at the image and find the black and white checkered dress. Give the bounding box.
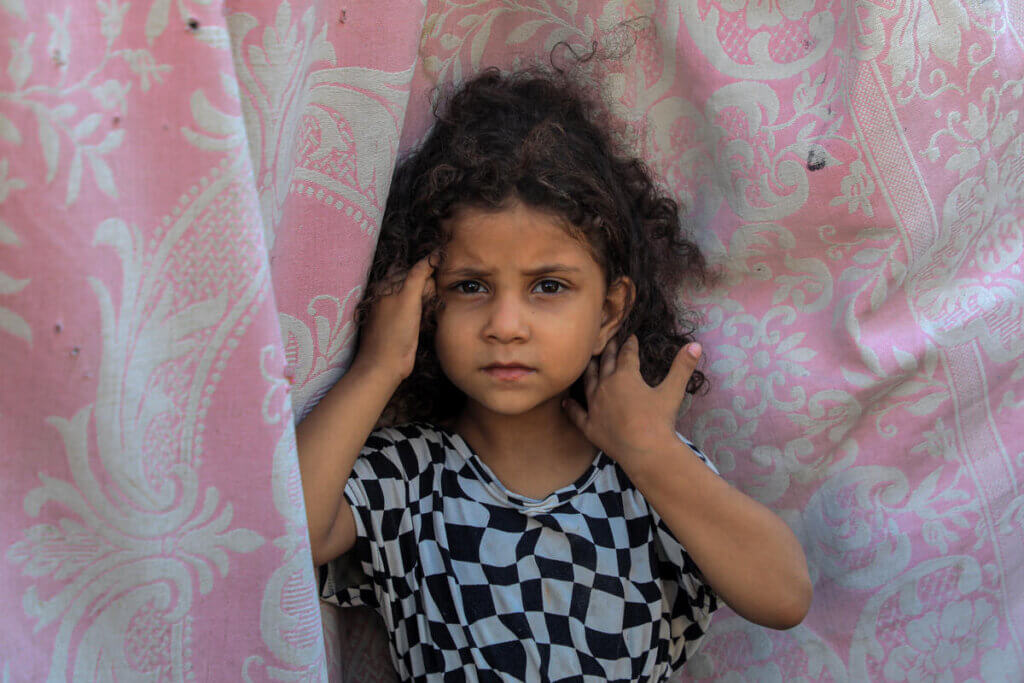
[320,422,719,682]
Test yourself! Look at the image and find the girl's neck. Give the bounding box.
[450,394,597,499]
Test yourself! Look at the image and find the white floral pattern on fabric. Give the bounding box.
[882,599,999,682]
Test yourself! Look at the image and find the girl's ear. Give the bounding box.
[594,276,635,354]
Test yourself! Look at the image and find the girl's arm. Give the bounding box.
[297,257,435,566]
[620,434,811,629]
[297,361,402,565]
[563,336,812,629]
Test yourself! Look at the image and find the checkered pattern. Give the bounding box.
[320,423,719,682]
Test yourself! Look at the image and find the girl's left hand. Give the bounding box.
[562,335,703,464]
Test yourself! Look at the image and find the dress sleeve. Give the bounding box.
[650,434,720,665]
[319,427,415,610]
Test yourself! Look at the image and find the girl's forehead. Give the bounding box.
[442,201,599,268]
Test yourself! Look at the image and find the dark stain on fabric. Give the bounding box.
[807,148,827,171]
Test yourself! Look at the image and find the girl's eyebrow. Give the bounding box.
[521,263,582,276]
[442,264,582,277]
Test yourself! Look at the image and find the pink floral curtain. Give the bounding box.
[2,0,1022,681]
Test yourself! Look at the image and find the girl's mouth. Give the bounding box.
[482,364,535,381]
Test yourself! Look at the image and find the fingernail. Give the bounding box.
[687,343,702,358]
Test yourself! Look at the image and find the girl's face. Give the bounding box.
[434,200,632,420]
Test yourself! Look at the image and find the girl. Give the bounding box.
[299,67,811,682]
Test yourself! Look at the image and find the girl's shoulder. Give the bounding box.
[366,421,445,447]
[358,421,457,480]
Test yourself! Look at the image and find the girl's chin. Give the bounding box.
[463,393,567,419]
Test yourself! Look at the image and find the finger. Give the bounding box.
[417,260,437,303]
[410,255,435,280]
[422,276,437,311]
[402,257,434,295]
[382,259,433,324]
[599,337,618,378]
[662,342,701,395]
[561,398,588,434]
[378,267,406,296]
[619,334,641,373]
[584,358,599,397]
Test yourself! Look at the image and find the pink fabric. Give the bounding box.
[2,0,1022,681]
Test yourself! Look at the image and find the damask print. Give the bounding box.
[243,420,328,682]
[186,0,418,429]
[703,304,817,418]
[420,0,601,85]
[261,343,294,425]
[0,0,24,19]
[800,465,914,589]
[5,163,273,680]
[0,157,29,344]
[677,0,835,78]
[651,88,811,224]
[997,493,1024,540]
[884,599,999,680]
[278,288,361,423]
[831,159,876,216]
[185,0,412,251]
[143,0,227,47]
[0,3,174,205]
[646,65,867,229]
[913,467,979,557]
[848,557,1010,681]
[688,613,849,681]
[885,0,971,95]
[839,338,948,437]
[730,0,815,30]
[709,221,834,314]
[909,98,1024,363]
[0,2,332,670]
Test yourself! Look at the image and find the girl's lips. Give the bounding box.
[482,365,534,381]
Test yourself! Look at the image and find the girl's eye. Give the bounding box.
[534,279,566,294]
[453,280,486,294]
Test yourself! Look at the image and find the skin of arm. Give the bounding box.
[618,433,812,629]
[563,336,813,630]
[297,257,436,566]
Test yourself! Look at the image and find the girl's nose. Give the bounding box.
[482,293,529,343]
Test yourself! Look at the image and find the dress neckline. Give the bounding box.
[433,423,607,512]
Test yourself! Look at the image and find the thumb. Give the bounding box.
[561,398,588,434]
[662,342,701,395]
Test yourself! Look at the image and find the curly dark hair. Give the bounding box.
[356,65,709,424]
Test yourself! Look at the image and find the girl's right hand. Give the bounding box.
[353,255,437,384]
